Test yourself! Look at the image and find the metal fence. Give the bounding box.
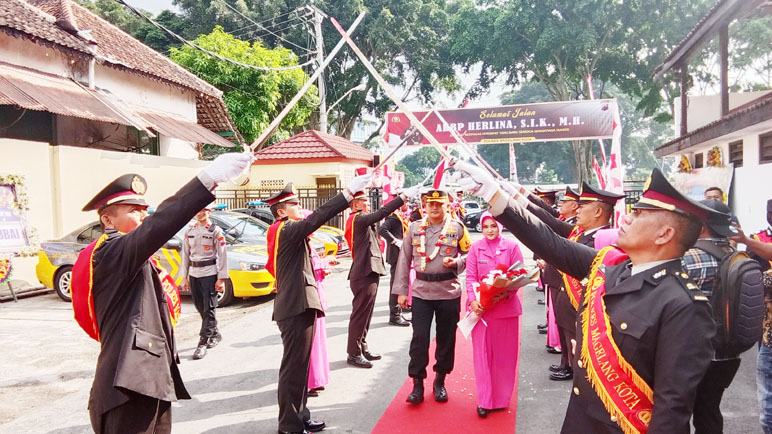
[216,187,346,228]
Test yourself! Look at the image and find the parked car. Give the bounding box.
[461,200,485,215]
[462,200,486,232]
[232,207,347,255]
[36,221,275,306]
[211,211,336,258]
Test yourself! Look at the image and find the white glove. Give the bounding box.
[453,160,498,202]
[400,184,422,200]
[202,152,254,184]
[393,239,403,249]
[499,181,516,196]
[348,173,373,194]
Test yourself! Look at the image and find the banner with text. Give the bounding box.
[385,99,618,146]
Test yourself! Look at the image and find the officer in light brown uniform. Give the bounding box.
[393,188,471,405]
[180,203,228,360]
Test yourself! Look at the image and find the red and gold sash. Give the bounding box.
[396,212,409,235]
[752,230,772,268]
[561,226,585,309]
[266,220,285,279]
[344,212,359,259]
[150,255,181,327]
[580,246,652,434]
[72,234,181,341]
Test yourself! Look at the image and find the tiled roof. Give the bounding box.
[255,130,374,162]
[0,0,240,137]
[0,0,91,56]
[26,0,222,98]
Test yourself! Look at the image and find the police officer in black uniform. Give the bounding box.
[456,161,718,434]
[525,183,624,381]
[81,153,252,434]
[378,193,411,326]
[266,173,372,434]
[344,184,419,368]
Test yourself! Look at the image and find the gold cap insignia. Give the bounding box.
[131,176,146,195]
[432,191,439,198]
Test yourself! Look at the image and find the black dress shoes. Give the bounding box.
[402,305,412,313]
[362,350,382,361]
[389,316,411,326]
[537,324,548,334]
[278,430,310,434]
[347,354,373,368]
[406,378,424,404]
[207,332,222,348]
[546,346,562,354]
[304,419,325,432]
[549,369,573,381]
[193,344,207,360]
[537,298,545,305]
[549,364,564,373]
[433,373,448,402]
[477,407,488,418]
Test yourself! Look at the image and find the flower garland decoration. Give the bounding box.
[416,216,453,271]
[678,155,692,173]
[0,256,11,285]
[0,173,39,257]
[707,146,723,167]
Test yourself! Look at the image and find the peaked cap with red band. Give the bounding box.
[578,182,625,205]
[633,168,715,221]
[265,183,299,206]
[351,191,367,200]
[562,186,580,202]
[534,187,559,202]
[82,174,149,212]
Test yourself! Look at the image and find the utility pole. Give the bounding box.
[311,6,327,133]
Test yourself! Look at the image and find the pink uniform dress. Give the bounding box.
[307,247,330,391]
[465,213,524,411]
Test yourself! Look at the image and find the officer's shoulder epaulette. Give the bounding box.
[670,269,709,302]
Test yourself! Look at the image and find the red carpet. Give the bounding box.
[372,296,520,433]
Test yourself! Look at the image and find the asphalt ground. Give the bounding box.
[0,231,761,433]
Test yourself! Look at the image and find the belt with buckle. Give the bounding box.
[191,259,216,267]
[414,271,457,282]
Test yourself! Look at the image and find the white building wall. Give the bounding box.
[675,91,772,134]
[0,138,208,287]
[0,33,209,159]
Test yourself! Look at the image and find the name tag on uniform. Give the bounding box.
[478,259,488,264]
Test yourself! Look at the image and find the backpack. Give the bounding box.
[694,240,765,355]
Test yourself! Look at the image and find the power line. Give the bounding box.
[240,20,310,43]
[228,7,307,34]
[115,0,316,72]
[230,11,310,37]
[220,1,314,53]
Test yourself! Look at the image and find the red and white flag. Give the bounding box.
[509,143,519,182]
[593,156,606,190]
[606,101,626,227]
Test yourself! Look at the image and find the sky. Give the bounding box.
[126,0,177,15]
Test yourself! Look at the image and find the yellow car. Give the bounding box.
[36,221,275,306]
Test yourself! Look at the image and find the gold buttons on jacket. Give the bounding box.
[620,322,628,330]
[610,415,618,422]
[576,360,583,368]
[573,387,580,395]
[148,342,153,348]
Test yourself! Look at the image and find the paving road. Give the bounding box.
[0,231,760,433]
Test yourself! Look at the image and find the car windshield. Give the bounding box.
[213,213,269,240]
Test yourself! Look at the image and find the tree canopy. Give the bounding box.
[170,26,318,146]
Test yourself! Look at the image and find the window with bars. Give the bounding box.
[761,133,772,164]
[729,140,743,167]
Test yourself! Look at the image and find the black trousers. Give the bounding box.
[98,391,171,434]
[408,296,460,379]
[190,274,218,339]
[693,358,742,434]
[388,262,402,319]
[277,309,317,432]
[559,325,575,370]
[348,273,379,355]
